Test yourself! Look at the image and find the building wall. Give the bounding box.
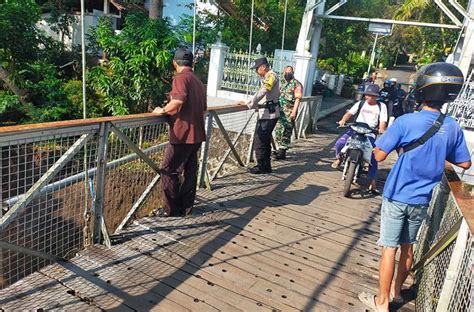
[37,11,119,51]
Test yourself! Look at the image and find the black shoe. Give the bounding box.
[247,165,271,174]
[156,209,170,217]
[274,149,286,160]
[157,209,185,218]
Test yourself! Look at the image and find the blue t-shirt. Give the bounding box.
[376,110,471,205]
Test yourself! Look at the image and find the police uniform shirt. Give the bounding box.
[247,70,280,120]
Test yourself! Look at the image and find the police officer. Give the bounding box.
[274,66,303,160]
[246,57,280,174]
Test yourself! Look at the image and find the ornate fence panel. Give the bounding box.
[221,49,296,95]
[447,69,474,130]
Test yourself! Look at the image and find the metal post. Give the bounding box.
[80,0,86,119]
[246,0,255,96]
[312,97,323,131]
[297,101,308,139]
[198,114,213,188]
[279,0,289,71]
[367,33,378,77]
[93,122,110,245]
[246,114,258,165]
[192,0,197,57]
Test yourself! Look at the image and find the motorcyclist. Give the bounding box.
[404,84,417,113]
[393,83,406,118]
[332,84,388,192]
[379,80,392,102]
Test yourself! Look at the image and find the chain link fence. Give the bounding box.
[0,101,322,289]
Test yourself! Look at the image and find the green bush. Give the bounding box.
[0,92,33,125]
[63,80,107,118]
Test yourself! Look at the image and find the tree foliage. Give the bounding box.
[178,0,305,53]
[88,12,178,115]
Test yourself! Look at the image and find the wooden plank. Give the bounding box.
[130,218,352,311]
[139,214,379,290]
[39,261,135,311]
[0,271,98,311]
[81,245,213,312]
[91,243,239,312]
[124,225,330,312]
[118,225,295,312]
[61,249,191,312]
[196,200,381,259]
[101,242,251,312]
[139,218,370,309]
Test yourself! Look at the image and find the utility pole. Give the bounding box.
[367,33,379,77]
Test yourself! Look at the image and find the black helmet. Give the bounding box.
[415,62,464,103]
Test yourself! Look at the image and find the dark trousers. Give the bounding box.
[160,143,201,216]
[254,118,278,169]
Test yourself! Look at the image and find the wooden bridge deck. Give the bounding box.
[0,119,416,311]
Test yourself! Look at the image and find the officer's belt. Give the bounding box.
[257,101,278,109]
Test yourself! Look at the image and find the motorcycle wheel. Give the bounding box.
[343,161,357,198]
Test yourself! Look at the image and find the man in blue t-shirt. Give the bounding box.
[358,63,471,312]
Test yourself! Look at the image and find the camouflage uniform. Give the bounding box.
[276,78,303,150]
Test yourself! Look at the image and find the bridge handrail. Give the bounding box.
[0,97,322,288]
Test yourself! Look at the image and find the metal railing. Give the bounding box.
[413,170,473,311]
[0,99,321,288]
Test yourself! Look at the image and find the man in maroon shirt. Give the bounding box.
[153,48,207,217]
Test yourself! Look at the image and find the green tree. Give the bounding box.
[392,0,466,65]
[0,0,43,102]
[88,12,178,115]
[185,0,304,53]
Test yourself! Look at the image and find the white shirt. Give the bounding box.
[348,100,387,130]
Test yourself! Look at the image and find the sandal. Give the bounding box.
[358,292,379,312]
[390,290,404,304]
[368,185,380,195]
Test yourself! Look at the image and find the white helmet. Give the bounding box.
[389,78,397,83]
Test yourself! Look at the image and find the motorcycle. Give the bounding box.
[339,122,376,197]
[312,79,328,97]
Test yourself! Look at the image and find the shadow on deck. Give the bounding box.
[0,118,416,311]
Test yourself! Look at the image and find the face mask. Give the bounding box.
[284,73,294,81]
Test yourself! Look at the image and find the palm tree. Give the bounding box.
[394,0,431,20]
[393,0,465,63]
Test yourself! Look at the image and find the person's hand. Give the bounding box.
[337,120,345,127]
[153,107,165,114]
[289,111,297,121]
[378,128,384,134]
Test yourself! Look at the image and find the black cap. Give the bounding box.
[251,57,269,70]
[174,48,193,65]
